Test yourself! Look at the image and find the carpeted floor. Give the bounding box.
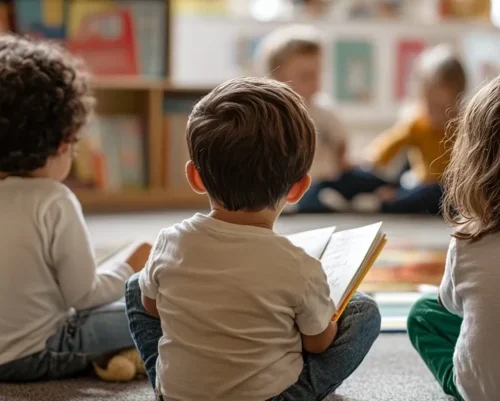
[0,334,453,401]
[0,212,453,401]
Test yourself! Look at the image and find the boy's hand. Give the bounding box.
[126,243,152,273]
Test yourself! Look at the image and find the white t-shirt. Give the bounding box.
[0,177,133,365]
[140,214,335,401]
[440,234,500,401]
[307,93,349,181]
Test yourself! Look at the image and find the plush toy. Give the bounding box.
[93,349,146,382]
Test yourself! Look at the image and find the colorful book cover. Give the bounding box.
[334,39,375,104]
[14,0,66,39]
[164,98,197,189]
[66,6,139,76]
[395,39,426,101]
[66,0,114,38]
[122,0,166,77]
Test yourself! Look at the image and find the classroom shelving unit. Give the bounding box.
[73,0,212,213]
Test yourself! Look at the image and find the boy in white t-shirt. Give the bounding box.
[125,77,381,401]
[255,25,355,213]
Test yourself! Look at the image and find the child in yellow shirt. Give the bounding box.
[323,45,467,214]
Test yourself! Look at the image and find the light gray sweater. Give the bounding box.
[0,177,133,364]
[440,235,500,401]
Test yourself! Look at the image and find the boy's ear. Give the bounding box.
[57,142,70,155]
[286,174,311,204]
[185,160,207,194]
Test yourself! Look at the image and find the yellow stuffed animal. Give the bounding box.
[93,349,146,382]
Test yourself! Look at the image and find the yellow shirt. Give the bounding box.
[369,115,449,184]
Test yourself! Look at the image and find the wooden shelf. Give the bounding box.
[77,189,208,213]
[164,82,213,94]
[92,76,167,90]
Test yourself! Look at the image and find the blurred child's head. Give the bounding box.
[0,35,94,181]
[256,25,322,103]
[443,75,500,241]
[416,45,467,131]
[186,77,316,213]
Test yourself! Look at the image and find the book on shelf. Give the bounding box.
[163,97,198,190]
[66,4,138,76]
[14,0,66,39]
[14,0,166,77]
[69,115,147,192]
[288,222,387,321]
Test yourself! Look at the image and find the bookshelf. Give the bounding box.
[63,0,210,212]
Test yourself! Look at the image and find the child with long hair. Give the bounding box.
[408,75,500,400]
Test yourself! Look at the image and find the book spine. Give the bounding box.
[117,116,146,189]
[122,0,166,77]
[164,98,195,189]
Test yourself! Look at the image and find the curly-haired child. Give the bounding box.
[0,35,151,382]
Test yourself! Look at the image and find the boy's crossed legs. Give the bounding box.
[125,274,381,401]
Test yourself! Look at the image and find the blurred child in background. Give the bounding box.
[322,45,467,215]
[255,25,352,213]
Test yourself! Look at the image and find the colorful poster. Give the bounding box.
[334,40,374,103]
[395,39,426,101]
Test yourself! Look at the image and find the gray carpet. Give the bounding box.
[0,334,453,401]
[0,212,453,401]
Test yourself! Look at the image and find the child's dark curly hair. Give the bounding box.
[0,35,95,174]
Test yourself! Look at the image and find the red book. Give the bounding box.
[66,7,138,76]
[395,39,426,101]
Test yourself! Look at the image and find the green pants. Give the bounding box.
[407,295,464,401]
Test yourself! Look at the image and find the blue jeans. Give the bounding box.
[125,274,381,401]
[0,301,135,381]
[298,168,443,215]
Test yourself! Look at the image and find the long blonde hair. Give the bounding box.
[443,75,500,240]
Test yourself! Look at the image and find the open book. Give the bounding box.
[288,222,387,321]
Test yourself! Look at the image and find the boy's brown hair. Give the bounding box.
[418,45,467,95]
[255,25,322,77]
[442,75,500,240]
[187,77,316,211]
[0,35,94,175]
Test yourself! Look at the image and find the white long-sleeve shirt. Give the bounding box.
[440,235,500,401]
[0,177,133,364]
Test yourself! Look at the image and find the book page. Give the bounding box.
[321,222,382,307]
[287,226,336,259]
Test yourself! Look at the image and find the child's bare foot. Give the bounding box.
[126,243,152,273]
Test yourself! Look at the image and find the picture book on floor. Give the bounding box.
[288,222,387,321]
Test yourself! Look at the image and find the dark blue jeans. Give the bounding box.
[0,301,134,381]
[125,274,381,401]
[298,168,443,215]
